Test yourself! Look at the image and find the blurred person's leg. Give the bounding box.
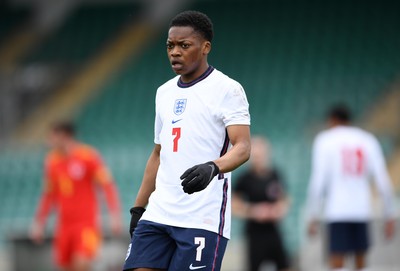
[67,226,100,271]
[248,233,264,271]
[328,222,348,269]
[352,222,369,270]
[271,227,290,271]
[55,227,73,271]
[70,254,91,271]
[329,253,346,268]
[354,252,367,270]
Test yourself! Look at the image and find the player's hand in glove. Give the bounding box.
[180,161,220,194]
[129,207,145,238]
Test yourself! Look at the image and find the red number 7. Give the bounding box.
[172,127,181,152]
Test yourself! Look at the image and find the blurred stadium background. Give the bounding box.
[0,0,399,270]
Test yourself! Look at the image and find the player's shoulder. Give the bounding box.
[45,150,62,165]
[314,129,331,143]
[157,75,180,92]
[238,169,253,180]
[210,68,248,106]
[344,126,378,143]
[74,143,100,160]
[353,126,374,137]
[318,126,378,144]
[211,68,244,89]
[353,127,380,146]
[155,75,180,101]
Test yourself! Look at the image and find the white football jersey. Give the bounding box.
[141,66,250,238]
[307,125,396,222]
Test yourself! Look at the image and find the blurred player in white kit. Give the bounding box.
[306,104,396,271]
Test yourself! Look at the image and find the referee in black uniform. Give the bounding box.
[233,136,290,271]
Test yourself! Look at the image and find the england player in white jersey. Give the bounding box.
[123,11,251,271]
[306,104,396,271]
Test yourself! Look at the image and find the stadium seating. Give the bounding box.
[23,3,139,64]
[1,0,400,257]
[0,4,30,44]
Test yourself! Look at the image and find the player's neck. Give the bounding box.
[59,140,79,155]
[180,62,210,83]
[252,166,269,176]
[329,119,350,128]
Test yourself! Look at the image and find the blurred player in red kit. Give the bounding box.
[30,121,122,271]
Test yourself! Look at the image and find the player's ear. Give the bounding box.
[202,41,211,55]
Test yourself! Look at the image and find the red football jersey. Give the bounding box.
[36,144,119,229]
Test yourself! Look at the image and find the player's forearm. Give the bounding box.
[103,182,121,217]
[231,194,250,219]
[134,145,160,207]
[214,140,250,173]
[276,197,290,218]
[373,164,396,218]
[35,193,54,225]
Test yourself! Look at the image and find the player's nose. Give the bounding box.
[170,46,181,57]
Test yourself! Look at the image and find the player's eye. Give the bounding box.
[181,44,190,49]
[166,43,174,49]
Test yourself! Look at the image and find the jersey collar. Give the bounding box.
[177,66,214,88]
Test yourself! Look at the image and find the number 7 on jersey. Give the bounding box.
[172,127,181,152]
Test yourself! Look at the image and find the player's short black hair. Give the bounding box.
[328,104,352,123]
[169,10,214,42]
[51,121,76,137]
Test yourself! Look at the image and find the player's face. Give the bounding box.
[48,131,68,150]
[167,26,211,82]
[250,141,270,170]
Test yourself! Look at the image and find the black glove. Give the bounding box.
[180,161,220,194]
[129,207,145,237]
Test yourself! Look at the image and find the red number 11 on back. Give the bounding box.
[342,147,364,176]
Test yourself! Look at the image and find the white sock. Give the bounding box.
[332,269,348,271]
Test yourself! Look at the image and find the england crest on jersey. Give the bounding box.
[174,99,187,115]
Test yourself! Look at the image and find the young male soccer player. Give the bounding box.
[124,10,251,271]
[306,104,396,271]
[30,122,122,271]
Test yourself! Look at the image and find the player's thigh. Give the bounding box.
[169,227,228,271]
[124,221,176,270]
[247,233,267,271]
[73,226,101,261]
[327,222,352,254]
[270,234,290,270]
[351,222,370,253]
[55,228,74,268]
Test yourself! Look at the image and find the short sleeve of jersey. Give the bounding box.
[219,82,250,127]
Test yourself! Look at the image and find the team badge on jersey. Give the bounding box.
[68,161,86,180]
[174,99,187,115]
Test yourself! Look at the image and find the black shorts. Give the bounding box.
[328,222,370,254]
[247,228,289,271]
